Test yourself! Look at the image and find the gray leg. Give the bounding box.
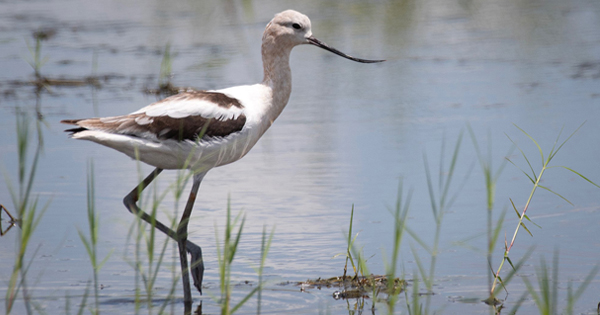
[123,168,205,303]
[176,172,206,298]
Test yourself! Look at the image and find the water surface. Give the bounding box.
[1,0,599,314]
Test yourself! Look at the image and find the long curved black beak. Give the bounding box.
[307,36,385,63]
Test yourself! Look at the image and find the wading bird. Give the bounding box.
[62,10,384,303]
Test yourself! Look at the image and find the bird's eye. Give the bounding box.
[292,23,301,30]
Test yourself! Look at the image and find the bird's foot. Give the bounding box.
[186,240,204,294]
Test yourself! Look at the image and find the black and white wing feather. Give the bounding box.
[62,91,247,142]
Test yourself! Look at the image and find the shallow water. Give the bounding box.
[1,0,599,314]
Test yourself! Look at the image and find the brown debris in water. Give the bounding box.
[5,75,114,91]
[297,275,406,300]
[34,76,101,88]
[144,82,186,98]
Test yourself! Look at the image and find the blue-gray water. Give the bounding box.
[1,0,599,314]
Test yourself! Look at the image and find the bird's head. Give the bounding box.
[264,10,385,64]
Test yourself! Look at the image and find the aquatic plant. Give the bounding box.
[145,43,180,97]
[406,131,467,314]
[76,161,113,315]
[214,199,269,315]
[256,224,275,315]
[332,204,371,282]
[489,124,600,302]
[329,205,375,313]
[65,284,91,315]
[159,43,174,90]
[467,125,513,297]
[341,204,359,279]
[314,196,409,313]
[384,180,411,314]
[23,29,100,90]
[3,111,49,315]
[25,29,54,81]
[523,250,599,315]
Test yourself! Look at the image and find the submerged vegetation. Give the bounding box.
[23,29,101,89]
[145,43,186,97]
[302,203,407,308]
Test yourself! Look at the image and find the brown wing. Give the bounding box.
[61,90,247,141]
[62,113,246,141]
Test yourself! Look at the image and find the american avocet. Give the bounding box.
[61,9,383,303]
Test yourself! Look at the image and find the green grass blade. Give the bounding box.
[229,215,245,264]
[492,248,533,296]
[509,198,521,219]
[522,276,541,309]
[488,261,499,279]
[574,264,599,298]
[546,126,565,165]
[97,250,114,270]
[446,158,473,213]
[490,208,507,251]
[77,229,94,261]
[505,157,535,184]
[76,283,91,315]
[506,291,528,315]
[506,256,516,270]
[522,214,541,229]
[519,222,533,237]
[423,153,438,218]
[23,145,41,213]
[441,130,463,208]
[438,134,446,193]
[495,274,504,287]
[558,166,600,189]
[466,123,487,168]
[513,124,544,165]
[537,184,573,206]
[345,205,355,276]
[494,145,516,182]
[506,134,538,182]
[405,226,432,254]
[230,287,260,314]
[410,244,428,286]
[548,122,585,161]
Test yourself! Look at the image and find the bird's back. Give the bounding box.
[61,84,275,172]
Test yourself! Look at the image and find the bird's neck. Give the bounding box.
[261,39,293,122]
